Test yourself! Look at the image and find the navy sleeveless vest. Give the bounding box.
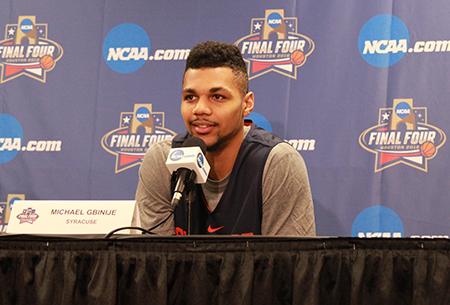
[172,125,282,235]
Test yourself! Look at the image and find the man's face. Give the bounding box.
[181,67,253,151]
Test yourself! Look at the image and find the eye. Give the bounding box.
[211,94,225,101]
[183,94,196,102]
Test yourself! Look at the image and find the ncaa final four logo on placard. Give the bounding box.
[234,9,315,80]
[0,16,63,83]
[101,104,176,173]
[359,99,446,172]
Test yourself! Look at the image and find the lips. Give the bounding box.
[191,120,216,135]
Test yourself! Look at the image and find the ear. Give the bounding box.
[242,91,254,116]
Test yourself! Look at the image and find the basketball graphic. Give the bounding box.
[420,141,436,158]
[290,50,305,65]
[40,55,55,70]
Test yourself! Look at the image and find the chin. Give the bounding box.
[203,138,217,148]
[190,133,212,146]
[198,137,219,151]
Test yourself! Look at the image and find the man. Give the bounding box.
[133,41,315,236]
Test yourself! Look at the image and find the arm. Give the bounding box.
[131,140,175,235]
[261,142,316,236]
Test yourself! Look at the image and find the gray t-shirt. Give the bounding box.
[133,126,316,236]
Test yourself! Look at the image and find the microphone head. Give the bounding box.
[166,135,210,184]
[182,136,207,154]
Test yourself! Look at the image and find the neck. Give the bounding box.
[206,130,244,180]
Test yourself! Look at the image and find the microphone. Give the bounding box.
[166,136,210,207]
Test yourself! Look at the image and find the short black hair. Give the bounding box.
[184,41,248,95]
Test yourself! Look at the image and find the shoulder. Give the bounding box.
[140,139,172,175]
[246,125,284,147]
[262,142,309,187]
[142,139,172,162]
[267,142,306,168]
[138,139,173,193]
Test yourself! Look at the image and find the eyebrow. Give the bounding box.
[209,87,230,94]
[182,87,232,94]
[182,88,196,94]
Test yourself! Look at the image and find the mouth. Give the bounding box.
[190,120,216,135]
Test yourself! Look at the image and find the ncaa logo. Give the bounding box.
[20,18,33,32]
[267,12,282,28]
[0,114,24,164]
[352,205,404,238]
[170,149,184,161]
[135,107,151,123]
[395,101,411,118]
[358,15,409,67]
[103,23,151,74]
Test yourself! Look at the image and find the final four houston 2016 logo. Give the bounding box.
[234,9,315,80]
[359,99,446,172]
[101,104,176,173]
[0,16,63,83]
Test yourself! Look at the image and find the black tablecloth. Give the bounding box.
[0,235,448,305]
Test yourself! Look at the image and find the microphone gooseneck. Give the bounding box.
[170,168,196,206]
[166,136,210,208]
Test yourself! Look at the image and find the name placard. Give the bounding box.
[6,200,135,234]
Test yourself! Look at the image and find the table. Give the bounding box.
[0,235,448,305]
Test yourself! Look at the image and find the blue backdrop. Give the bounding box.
[1,0,449,237]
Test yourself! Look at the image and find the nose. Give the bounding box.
[192,96,212,115]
